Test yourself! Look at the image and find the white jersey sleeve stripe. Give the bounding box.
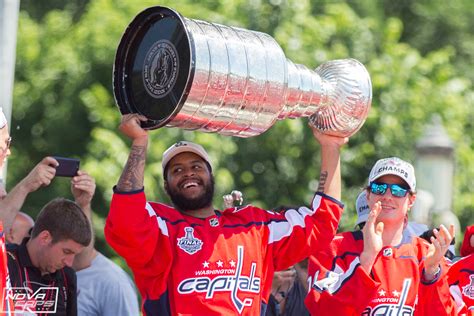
[449,284,466,313]
[268,194,322,244]
[313,257,360,294]
[312,193,323,210]
[146,202,169,237]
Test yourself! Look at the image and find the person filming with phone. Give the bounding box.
[0,106,81,240]
[0,154,80,232]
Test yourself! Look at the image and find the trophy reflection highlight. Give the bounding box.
[114,6,372,137]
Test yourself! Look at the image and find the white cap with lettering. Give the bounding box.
[368,157,416,192]
[355,190,370,226]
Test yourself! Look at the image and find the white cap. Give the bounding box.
[162,141,211,173]
[368,157,416,192]
[0,108,7,129]
[355,190,370,227]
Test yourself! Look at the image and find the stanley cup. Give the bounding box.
[114,6,372,137]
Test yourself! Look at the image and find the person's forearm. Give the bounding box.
[76,202,92,220]
[0,180,31,231]
[317,144,341,200]
[423,264,441,282]
[359,251,377,274]
[117,138,147,192]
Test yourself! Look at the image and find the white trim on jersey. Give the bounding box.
[449,284,468,313]
[314,257,360,294]
[268,194,321,244]
[146,202,169,236]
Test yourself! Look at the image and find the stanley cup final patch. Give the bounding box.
[462,275,474,299]
[142,39,179,98]
[177,227,203,255]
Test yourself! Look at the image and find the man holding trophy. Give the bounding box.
[106,113,346,315]
[106,6,372,315]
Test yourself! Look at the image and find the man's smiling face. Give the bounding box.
[164,152,214,212]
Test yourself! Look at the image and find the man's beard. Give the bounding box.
[168,176,215,212]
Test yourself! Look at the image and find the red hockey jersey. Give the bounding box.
[105,190,342,315]
[305,230,457,315]
[448,254,474,316]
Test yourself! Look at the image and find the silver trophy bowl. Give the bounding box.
[114,6,372,137]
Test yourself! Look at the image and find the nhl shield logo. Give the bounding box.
[177,227,203,255]
[209,218,219,227]
[382,248,393,257]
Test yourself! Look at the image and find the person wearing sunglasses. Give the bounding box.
[305,157,457,315]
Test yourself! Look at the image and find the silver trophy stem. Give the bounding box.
[114,7,372,138]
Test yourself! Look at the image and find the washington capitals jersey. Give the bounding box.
[105,189,343,315]
[448,254,474,316]
[305,230,457,316]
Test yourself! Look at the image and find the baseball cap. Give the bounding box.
[0,108,7,129]
[355,190,370,227]
[368,157,416,192]
[162,141,211,173]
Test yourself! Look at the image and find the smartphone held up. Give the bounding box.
[53,156,80,177]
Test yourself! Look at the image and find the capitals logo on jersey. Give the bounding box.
[362,279,414,316]
[177,227,203,255]
[462,275,474,299]
[178,246,261,313]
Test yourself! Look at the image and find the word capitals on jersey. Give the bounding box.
[177,246,261,313]
[362,279,414,316]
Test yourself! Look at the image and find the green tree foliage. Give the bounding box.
[9,0,473,262]
[377,0,474,82]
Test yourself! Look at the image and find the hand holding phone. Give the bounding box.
[53,156,80,177]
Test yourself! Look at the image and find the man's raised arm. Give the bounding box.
[311,126,348,201]
[116,114,149,192]
[0,157,57,231]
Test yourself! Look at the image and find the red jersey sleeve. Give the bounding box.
[416,242,458,315]
[105,190,173,280]
[305,233,379,315]
[268,193,343,271]
[448,254,474,315]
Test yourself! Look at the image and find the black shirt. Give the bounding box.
[265,280,310,316]
[6,238,77,316]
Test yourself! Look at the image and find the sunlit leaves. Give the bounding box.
[11,0,473,258]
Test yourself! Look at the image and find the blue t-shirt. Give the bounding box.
[76,252,139,316]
